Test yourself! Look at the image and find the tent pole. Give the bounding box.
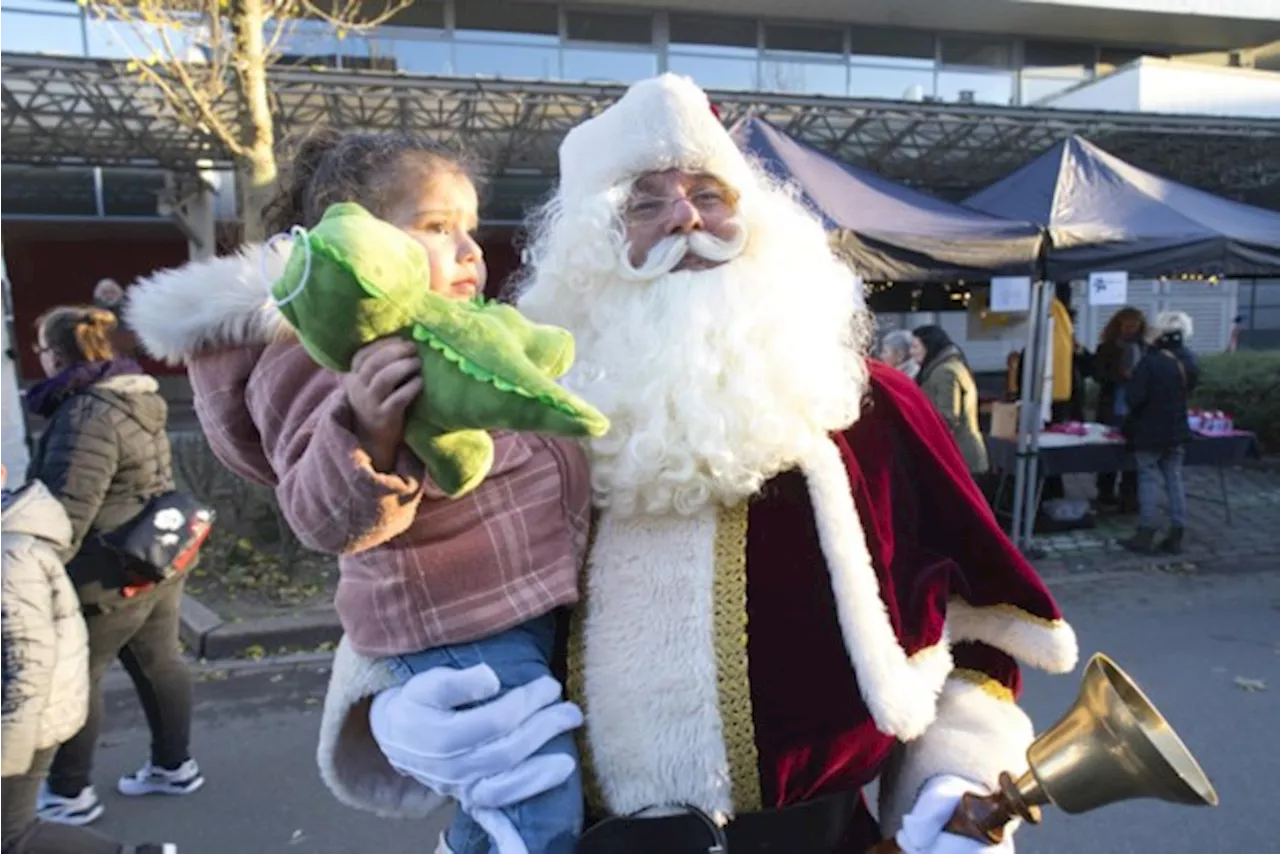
[1010,280,1042,548]
[1020,280,1054,549]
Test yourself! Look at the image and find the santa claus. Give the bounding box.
[306,74,1078,854]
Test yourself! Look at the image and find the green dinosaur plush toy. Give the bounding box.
[270,202,609,498]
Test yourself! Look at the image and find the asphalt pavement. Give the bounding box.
[90,567,1278,854]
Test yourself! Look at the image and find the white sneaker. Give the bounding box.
[36,783,105,825]
[117,759,205,796]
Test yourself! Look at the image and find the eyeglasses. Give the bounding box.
[624,186,737,224]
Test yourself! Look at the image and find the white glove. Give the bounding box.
[896,775,1016,854]
[370,663,584,854]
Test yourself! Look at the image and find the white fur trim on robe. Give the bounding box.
[579,507,733,818]
[316,636,451,820]
[876,677,1036,838]
[126,241,293,365]
[948,600,1078,675]
[799,436,954,741]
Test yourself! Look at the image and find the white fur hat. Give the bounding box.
[557,74,756,205]
[1155,310,1194,339]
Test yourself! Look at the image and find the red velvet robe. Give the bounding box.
[571,361,1076,851]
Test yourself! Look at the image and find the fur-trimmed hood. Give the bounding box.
[127,241,294,366]
[127,242,304,489]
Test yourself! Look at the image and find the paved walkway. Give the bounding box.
[1028,463,1280,579]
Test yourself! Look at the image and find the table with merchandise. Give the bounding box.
[986,419,1260,526]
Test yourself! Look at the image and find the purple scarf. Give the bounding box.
[25,358,145,419]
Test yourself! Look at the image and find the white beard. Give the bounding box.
[518,184,873,518]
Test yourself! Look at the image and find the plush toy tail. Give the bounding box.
[407,428,496,499]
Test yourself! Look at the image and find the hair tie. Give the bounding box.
[265,225,312,307]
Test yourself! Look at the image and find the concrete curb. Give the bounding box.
[179,592,342,660]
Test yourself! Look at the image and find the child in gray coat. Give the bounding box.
[2,466,176,854]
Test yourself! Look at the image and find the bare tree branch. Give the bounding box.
[297,0,412,32]
[74,0,411,242]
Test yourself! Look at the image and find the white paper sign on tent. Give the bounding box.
[1087,271,1128,306]
[990,276,1032,312]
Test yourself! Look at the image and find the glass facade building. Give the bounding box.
[3,0,1171,107]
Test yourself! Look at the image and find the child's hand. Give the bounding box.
[345,338,423,472]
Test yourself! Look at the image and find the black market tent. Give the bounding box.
[731,117,1044,283]
[964,135,1280,281]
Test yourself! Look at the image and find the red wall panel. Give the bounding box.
[5,222,528,381]
[4,222,189,380]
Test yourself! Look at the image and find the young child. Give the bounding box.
[126,130,589,854]
[2,466,178,854]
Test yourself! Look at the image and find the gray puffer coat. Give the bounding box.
[28,372,174,608]
[2,481,89,777]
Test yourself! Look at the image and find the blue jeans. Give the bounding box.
[1135,446,1187,529]
[382,613,582,854]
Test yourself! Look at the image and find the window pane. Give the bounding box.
[669,14,756,50]
[5,1,80,12]
[566,10,653,45]
[0,9,84,56]
[85,16,202,61]
[1,167,96,216]
[1020,72,1087,105]
[668,53,757,91]
[937,69,1014,104]
[455,42,559,79]
[1024,39,1095,69]
[764,23,843,55]
[455,0,557,36]
[940,36,1012,68]
[386,2,445,29]
[101,169,167,217]
[849,65,935,100]
[848,27,934,66]
[759,60,846,95]
[561,48,657,83]
[361,34,451,74]
[265,19,342,67]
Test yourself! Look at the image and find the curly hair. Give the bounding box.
[261,128,481,236]
[1100,306,1148,345]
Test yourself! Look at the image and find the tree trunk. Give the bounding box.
[234,0,276,244]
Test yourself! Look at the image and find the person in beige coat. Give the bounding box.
[911,326,989,474]
[2,467,176,854]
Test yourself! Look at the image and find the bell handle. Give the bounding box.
[864,773,1038,854]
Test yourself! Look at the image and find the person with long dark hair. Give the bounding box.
[911,325,988,474]
[25,306,200,828]
[1093,308,1147,511]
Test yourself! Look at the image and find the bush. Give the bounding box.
[1190,351,1280,452]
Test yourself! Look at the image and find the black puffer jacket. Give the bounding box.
[27,364,173,608]
[1123,333,1200,453]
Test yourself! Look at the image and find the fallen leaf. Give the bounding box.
[269,674,284,683]
[1234,676,1267,692]
[290,829,306,845]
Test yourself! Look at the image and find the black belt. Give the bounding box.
[577,790,862,854]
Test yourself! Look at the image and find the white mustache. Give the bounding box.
[618,223,748,282]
